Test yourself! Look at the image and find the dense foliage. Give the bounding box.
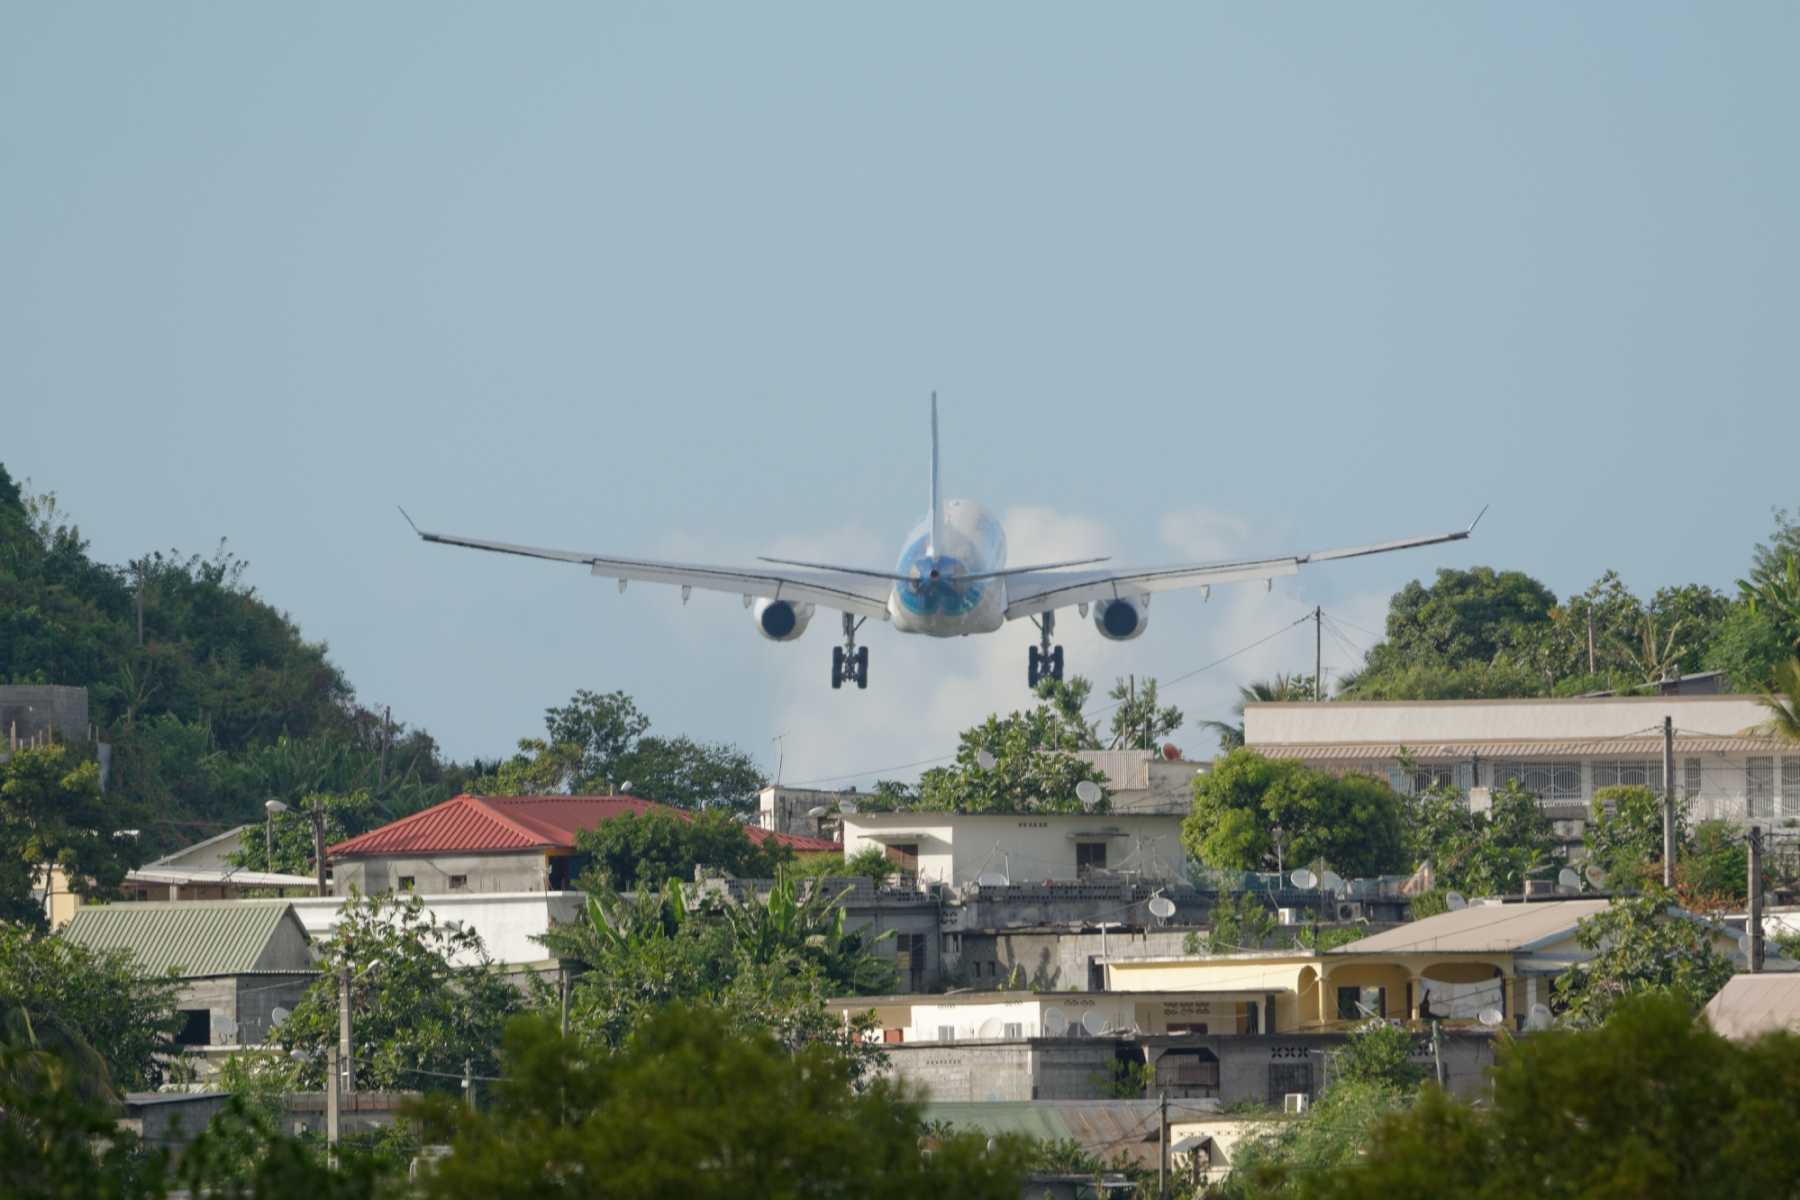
[907,685,1110,814]
[0,923,181,1093]
[575,808,791,890]
[1551,891,1734,1027]
[1404,778,1555,897]
[1183,750,1406,878]
[0,742,144,927]
[276,893,522,1093]
[1297,996,1800,1200]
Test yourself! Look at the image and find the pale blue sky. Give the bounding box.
[4,3,1795,783]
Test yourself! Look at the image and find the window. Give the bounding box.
[1003,1022,1023,1039]
[1336,986,1386,1020]
[1748,758,1775,819]
[174,1009,212,1047]
[1592,760,1664,793]
[1685,758,1702,803]
[1493,761,1582,805]
[448,874,468,890]
[1783,759,1800,818]
[1076,842,1108,876]
[1388,764,1463,796]
[1268,1063,1313,1104]
[397,876,416,892]
[895,933,927,992]
[937,1025,956,1043]
[1156,1049,1221,1095]
[884,843,919,873]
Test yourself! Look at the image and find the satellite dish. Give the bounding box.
[1528,1003,1553,1031]
[976,750,998,771]
[1557,868,1581,891]
[1075,780,1103,808]
[839,801,859,815]
[269,1007,291,1028]
[1477,1008,1504,1028]
[618,781,634,794]
[1080,1010,1108,1037]
[976,871,1010,888]
[1738,932,1755,957]
[1148,895,1177,921]
[807,805,830,818]
[1320,871,1344,895]
[1584,865,1607,889]
[976,1017,1004,1039]
[1291,868,1318,890]
[1041,1008,1068,1037]
[1445,891,1468,911]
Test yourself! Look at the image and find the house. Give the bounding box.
[1102,897,1764,1032]
[829,990,1496,1104]
[327,793,840,895]
[60,900,316,1048]
[288,889,585,970]
[1245,693,1798,851]
[1701,974,1800,1039]
[122,825,318,901]
[838,809,1187,887]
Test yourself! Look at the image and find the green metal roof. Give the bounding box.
[59,900,308,977]
[923,1102,1075,1140]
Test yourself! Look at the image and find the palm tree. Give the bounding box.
[1759,658,1800,743]
[1199,674,1316,750]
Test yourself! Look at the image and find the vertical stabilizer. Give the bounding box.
[929,392,944,556]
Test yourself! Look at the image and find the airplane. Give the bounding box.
[402,397,1482,691]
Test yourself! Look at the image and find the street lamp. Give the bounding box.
[264,800,289,867]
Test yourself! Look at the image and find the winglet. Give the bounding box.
[397,505,423,536]
[1465,504,1490,536]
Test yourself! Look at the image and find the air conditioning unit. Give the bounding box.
[1283,1093,1310,1115]
[1335,901,1366,922]
[1278,908,1302,926]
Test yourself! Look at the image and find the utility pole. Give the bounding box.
[464,1058,476,1111]
[338,964,355,1094]
[376,705,392,790]
[1749,826,1765,974]
[311,797,327,896]
[325,1044,340,1154]
[1157,1088,1169,1200]
[1662,716,1677,887]
[1431,1019,1444,1088]
[559,967,570,1038]
[1315,606,1323,701]
[1586,610,1596,675]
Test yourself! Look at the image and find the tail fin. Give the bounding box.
[929,392,944,556]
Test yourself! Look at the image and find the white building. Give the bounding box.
[838,810,1187,886]
[1246,693,1799,844]
[289,891,582,968]
[831,989,1271,1043]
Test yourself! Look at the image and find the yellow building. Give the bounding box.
[1105,899,1755,1032]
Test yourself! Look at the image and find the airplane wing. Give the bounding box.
[404,515,893,619]
[1002,515,1482,620]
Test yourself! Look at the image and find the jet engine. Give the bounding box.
[1093,595,1149,641]
[753,598,816,642]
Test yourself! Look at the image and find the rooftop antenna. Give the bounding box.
[1290,868,1318,890]
[771,732,787,785]
[1583,864,1607,890]
[1148,894,1176,926]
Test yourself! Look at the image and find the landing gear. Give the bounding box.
[1027,612,1064,688]
[831,614,869,690]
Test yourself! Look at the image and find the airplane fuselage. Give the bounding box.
[888,498,1008,636]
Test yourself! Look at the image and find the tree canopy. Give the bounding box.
[575,808,791,890]
[1552,891,1734,1028]
[1183,750,1406,879]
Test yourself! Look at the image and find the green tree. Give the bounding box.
[1756,656,1800,743]
[0,924,181,1093]
[1704,602,1790,691]
[1203,891,1279,952]
[1454,780,1555,897]
[0,1040,172,1199]
[1679,820,1748,909]
[576,808,791,891]
[1200,674,1315,751]
[0,742,146,927]
[1032,676,1101,749]
[1295,995,1800,1200]
[914,701,1109,814]
[410,1006,1028,1200]
[1585,784,1676,889]
[1552,891,1733,1027]
[1740,553,1800,652]
[1224,1079,1415,1198]
[1106,676,1183,750]
[1184,750,1406,879]
[276,892,521,1093]
[230,789,382,875]
[1332,1019,1427,1090]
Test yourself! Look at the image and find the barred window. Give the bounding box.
[1388,763,1474,796]
[1268,1063,1313,1104]
[1493,761,1583,804]
[1747,758,1775,819]
[1782,758,1800,818]
[1685,758,1702,803]
[1592,760,1664,793]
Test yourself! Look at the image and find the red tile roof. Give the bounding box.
[327,794,841,858]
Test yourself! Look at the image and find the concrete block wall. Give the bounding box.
[0,685,89,745]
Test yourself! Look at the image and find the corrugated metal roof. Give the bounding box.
[329,794,841,858]
[1702,975,1800,1039]
[60,900,307,977]
[1332,900,1610,955]
[1251,736,1784,761]
[921,1101,1165,1168]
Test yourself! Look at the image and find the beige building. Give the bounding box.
[1246,693,1798,846]
[839,810,1187,885]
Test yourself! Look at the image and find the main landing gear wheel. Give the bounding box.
[1027,612,1064,687]
[832,614,869,690]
